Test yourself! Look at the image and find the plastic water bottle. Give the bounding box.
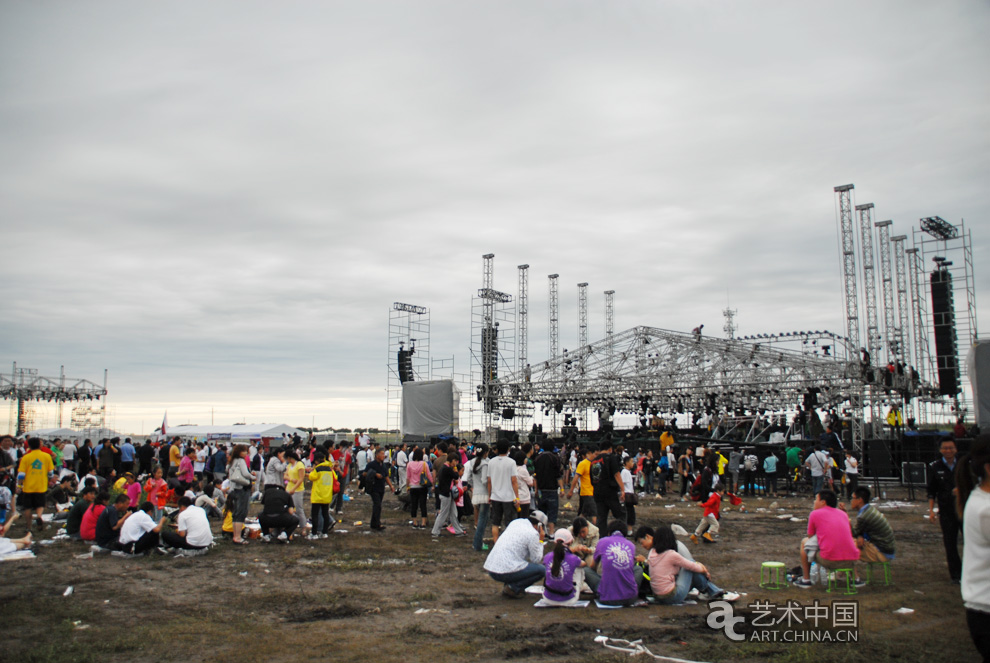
[810,562,819,585]
[820,565,829,584]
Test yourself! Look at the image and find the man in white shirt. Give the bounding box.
[483,510,547,598]
[487,440,521,544]
[395,443,409,493]
[119,502,167,555]
[162,496,214,550]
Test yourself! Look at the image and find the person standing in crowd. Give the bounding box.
[406,447,433,530]
[677,447,694,502]
[465,443,490,551]
[226,445,254,545]
[137,440,155,476]
[284,450,309,538]
[308,450,336,538]
[566,447,598,524]
[143,466,168,520]
[513,451,534,519]
[956,436,990,662]
[763,451,779,498]
[119,438,136,475]
[16,438,55,531]
[395,442,409,494]
[843,450,859,501]
[61,438,77,474]
[177,448,196,491]
[431,452,466,539]
[593,439,626,529]
[264,447,287,490]
[621,456,637,533]
[365,447,395,531]
[929,438,962,582]
[488,440,520,544]
[534,444,563,537]
[805,445,830,497]
[168,438,182,478]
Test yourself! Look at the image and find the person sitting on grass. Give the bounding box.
[691,484,723,544]
[592,520,640,606]
[94,493,134,551]
[846,486,895,572]
[80,491,108,542]
[162,496,214,551]
[542,528,587,606]
[568,516,601,593]
[794,489,861,587]
[65,486,97,540]
[118,501,167,555]
[645,523,738,604]
[483,510,548,598]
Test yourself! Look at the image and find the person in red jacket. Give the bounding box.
[690,484,723,544]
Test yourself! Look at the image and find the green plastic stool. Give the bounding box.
[866,561,892,586]
[760,561,787,590]
[826,567,858,595]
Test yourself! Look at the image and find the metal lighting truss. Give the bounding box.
[386,302,430,435]
[835,184,864,444]
[1,364,107,435]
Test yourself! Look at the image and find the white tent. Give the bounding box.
[163,423,306,444]
[24,427,123,440]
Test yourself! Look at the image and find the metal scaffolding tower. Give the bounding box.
[517,265,529,375]
[605,290,615,374]
[386,302,431,436]
[723,307,738,339]
[1,363,107,435]
[912,218,979,422]
[578,283,589,349]
[857,202,882,438]
[892,235,911,367]
[834,184,864,446]
[548,274,559,433]
[471,254,515,434]
[907,246,933,425]
[876,220,897,361]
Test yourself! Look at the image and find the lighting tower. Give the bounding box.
[578,283,589,348]
[517,265,529,374]
[907,248,933,394]
[892,235,911,364]
[723,307,737,339]
[834,184,863,446]
[876,220,897,359]
[548,274,559,365]
[857,202,882,438]
[605,290,615,373]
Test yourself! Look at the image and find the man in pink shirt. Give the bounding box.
[794,489,860,587]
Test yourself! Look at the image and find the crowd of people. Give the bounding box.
[0,429,987,656]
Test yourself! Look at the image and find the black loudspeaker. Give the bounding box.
[866,439,894,477]
[930,269,959,396]
[482,326,498,385]
[397,349,414,384]
[501,408,514,420]
[901,462,927,485]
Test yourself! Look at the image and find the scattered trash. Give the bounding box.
[74,552,94,560]
[264,569,270,574]
[40,539,56,546]
[789,517,803,522]
[671,524,689,537]
[414,608,450,615]
[103,599,110,603]
[563,502,573,509]
[776,514,794,519]
[63,586,74,597]
[893,607,915,615]
[665,504,676,509]
[876,501,917,510]
[593,635,709,662]
[914,590,924,595]
[756,508,767,512]
[239,572,248,577]
[335,530,348,534]
[769,501,779,508]
[72,621,90,630]
[353,521,363,526]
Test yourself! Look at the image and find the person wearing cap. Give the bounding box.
[483,510,548,598]
[542,528,586,606]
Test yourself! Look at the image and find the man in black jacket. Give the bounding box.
[533,448,563,536]
[927,438,961,582]
[593,439,625,529]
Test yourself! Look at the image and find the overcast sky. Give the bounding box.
[1,1,987,435]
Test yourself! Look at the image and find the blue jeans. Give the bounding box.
[473,503,490,551]
[489,562,545,594]
[812,475,825,496]
[536,491,559,526]
[654,568,722,605]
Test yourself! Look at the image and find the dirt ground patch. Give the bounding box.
[0,486,979,663]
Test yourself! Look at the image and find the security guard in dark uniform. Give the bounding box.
[927,438,961,582]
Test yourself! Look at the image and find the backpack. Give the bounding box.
[205,453,215,474]
[589,458,605,486]
[744,456,756,472]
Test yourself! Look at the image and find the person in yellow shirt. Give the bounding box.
[659,430,675,452]
[168,438,183,478]
[284,450,310,537]
[307,451,336,539]
[17,438,55,530]
[565,447,599,524]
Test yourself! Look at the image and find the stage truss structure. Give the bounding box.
[2,363,107,435]
[386,302,430,436]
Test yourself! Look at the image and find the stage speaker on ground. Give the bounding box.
[931,268,959,396]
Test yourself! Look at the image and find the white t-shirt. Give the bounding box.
[488,455,518,502]
[620,468,634,494]
[120,510,157,545]
[962,488,990,614]
[176,505,213,548]
[62,443,76,461]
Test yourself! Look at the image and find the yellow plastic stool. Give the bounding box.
[760,561,787,590]
[866,561,892,586]
[826,567,858,595]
